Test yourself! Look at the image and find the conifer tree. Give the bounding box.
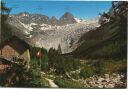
[57,44,62,54]
[0,1,12,44]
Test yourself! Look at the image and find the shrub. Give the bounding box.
[79,66,96,78]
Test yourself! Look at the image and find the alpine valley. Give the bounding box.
[0,1,127,88]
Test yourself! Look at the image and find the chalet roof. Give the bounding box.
[0,36,30,54]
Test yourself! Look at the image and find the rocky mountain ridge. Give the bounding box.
[10,12,77,26]
[8,12,100,53]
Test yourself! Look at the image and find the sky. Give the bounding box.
[2,0,112,19]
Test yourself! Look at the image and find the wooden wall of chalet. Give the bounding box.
[0,45,19,60]
[0,45,30,66]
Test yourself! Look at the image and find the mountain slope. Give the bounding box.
[72,2,127,59]
[8,12,100,53]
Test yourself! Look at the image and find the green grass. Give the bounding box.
[29,77,50,87]
[79,65,96,78]
[54,77,84,88]
[86,59,127,75]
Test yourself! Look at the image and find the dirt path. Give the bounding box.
[45,78,58,88]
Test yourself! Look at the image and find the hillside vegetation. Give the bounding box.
[72,2,127,59]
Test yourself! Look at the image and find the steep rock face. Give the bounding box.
[8,12,100,54]
[48,16,59,26]
[59,12,77,25]
[11,12,77,26]
[13,12,49,25]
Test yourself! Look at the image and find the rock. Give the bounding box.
[112,73,117,77]
[120,74,124,78]
[107,83,115,88]
[41,72,46,75]
[89,81,95,86]
[113,78,120,83]
[45,78,58,88]
[98,77,104,82]
[71,73,126,88]
[98,84,104,88]
[101,80,108,85]
[105,78,110,82]
[104,74,109,79]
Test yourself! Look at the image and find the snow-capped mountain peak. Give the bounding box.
[8,12,100,53]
